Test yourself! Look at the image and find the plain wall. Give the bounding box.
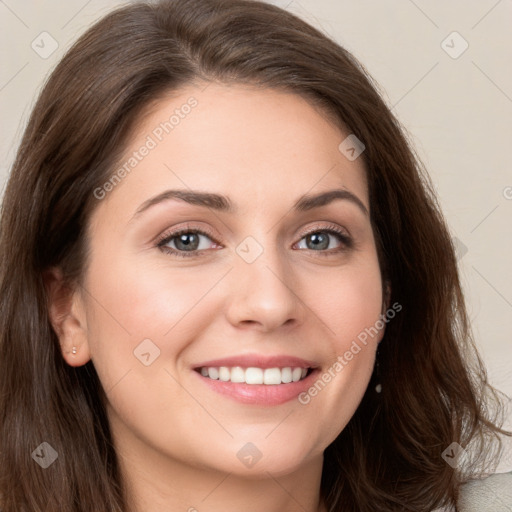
[1,0,511,471]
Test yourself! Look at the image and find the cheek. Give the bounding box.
[307,258,384,345]
[82,252,228,383]
[294,259,383,447]
[86,252,219,338]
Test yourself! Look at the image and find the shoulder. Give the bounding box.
[457,471,512,511]
[430,471,512,511]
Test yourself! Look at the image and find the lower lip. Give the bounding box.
[193,369,320,405]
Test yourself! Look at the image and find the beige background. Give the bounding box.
[1,0,511,471]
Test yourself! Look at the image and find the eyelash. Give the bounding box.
[156,224,353,259]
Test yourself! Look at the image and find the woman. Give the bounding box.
[0,0,509,510]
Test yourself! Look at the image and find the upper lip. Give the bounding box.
[193,353,319,370]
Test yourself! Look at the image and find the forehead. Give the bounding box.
[93,83,369,222]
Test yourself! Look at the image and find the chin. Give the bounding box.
[201,438,321,478]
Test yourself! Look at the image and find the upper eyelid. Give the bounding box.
[300,223,349,237]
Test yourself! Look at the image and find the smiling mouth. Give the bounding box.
[195,366,313,385]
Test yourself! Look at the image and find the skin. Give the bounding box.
[48,83,388,512]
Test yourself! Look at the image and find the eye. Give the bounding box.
[156,224,353,258]
[157,228,220,258]
[295,226,352,253]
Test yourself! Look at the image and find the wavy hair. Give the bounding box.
[0,0,510,510]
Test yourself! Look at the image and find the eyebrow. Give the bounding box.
[132,187,369,219]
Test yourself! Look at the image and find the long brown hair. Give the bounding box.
[0,1,510,510]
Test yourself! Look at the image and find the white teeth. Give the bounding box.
[208,367,219,380]
[263,368,281,385]
[245,367,263,384]
[230,366,245,383]
[199,366,310,385]
[218,366,230,381]
[281,367,292,383]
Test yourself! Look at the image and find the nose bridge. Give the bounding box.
[224,233,303,330]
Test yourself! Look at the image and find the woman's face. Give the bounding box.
[67,83,386,476]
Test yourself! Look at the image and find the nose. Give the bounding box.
[224,244,305,332]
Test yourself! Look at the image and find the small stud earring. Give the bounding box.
[374,346,382,394]
[72,346,77,355]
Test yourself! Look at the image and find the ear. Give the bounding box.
[43,267,91,367]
